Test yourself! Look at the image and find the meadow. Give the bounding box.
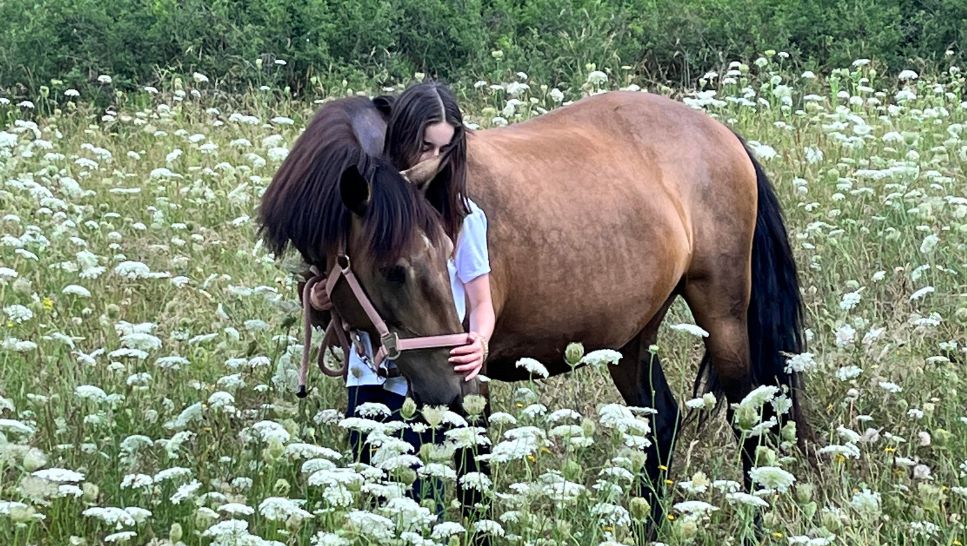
[1,52,965,545]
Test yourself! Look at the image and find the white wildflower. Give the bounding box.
[586,71,608,85]
[156,355,189,370]
[910,521,939,537]
[170,480,201,504]
[154,467,192,483]
[113,261,152,280]
[913,464,932,480]
[515,357,549,378]
[0,419,31,438]
[459,472,493,492]
[669,323,709,337]
[240,420,290,444]
[203,520,249,541]
[32,468,84,483]
[727,492,770,507]
[818,443,861,459]
[121,332,162,352]
[785,352,816,373]
[431,521,466,540]
[473,520,505,537]
[82,506,137,529]
[713,480,741,493]
[749,141,778,160]
[149,167,181,179]
[75,385,109,402]
[910,286,934,301]
[355,402,392,419]
[850,488,881,518]
[839,290,862,310]
[673,500,719,516]
[259,497,311,521]
[312,532,350,546]
[835,365,862,381]
[748,466,796,492]
[834,324,856,347]
[120,473,154,489]
[4,304,33,323]
[104,531,137,543]
[579,349,622,367]
[347,510,396,540]
[788,536,834,545]
[217,502,255,516]
[547,408,582,423]
[737,385,779,408]
[62,284,91,297]
[878,381,902,394]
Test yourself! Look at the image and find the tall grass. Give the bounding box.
[0,52,965,545]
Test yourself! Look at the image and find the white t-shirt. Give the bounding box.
[346,198,490,394]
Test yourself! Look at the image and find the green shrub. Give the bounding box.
[0,0,962,101]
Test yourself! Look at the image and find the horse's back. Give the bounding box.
[472,91,752,191]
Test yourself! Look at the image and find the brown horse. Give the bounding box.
[259,90,808,524]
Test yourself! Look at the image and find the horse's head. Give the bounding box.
[330,157,475,408]
[259,97,474,408]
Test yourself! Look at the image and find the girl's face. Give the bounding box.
[417,121,456,164]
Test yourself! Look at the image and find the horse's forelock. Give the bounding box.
[359,162,444,265]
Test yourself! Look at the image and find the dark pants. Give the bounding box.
[346,385,445,513]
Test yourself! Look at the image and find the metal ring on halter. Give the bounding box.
[337,255,351,273]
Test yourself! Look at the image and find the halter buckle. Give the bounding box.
[381,331,401,361]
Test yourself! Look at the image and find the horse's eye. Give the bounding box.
[381,265,407,284]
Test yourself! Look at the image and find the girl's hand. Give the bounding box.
[309,279,333,311]
[448,332,487,381]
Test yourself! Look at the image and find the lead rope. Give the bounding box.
[297,270,350,398]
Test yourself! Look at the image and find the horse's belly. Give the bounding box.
[488,254,682,375]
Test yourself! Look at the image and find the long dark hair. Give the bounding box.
[381,81,470,240]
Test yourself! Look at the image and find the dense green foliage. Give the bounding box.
[1,0,963,99]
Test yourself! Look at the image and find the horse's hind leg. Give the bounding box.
[681,272,761,487]
[608,297,680,527]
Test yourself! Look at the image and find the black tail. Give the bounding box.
[693,134,812,448]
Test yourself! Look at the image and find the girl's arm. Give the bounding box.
[449,273,494,381]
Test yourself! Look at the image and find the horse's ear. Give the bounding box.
[339,163,370,216]
[372,95,395,118]
[400,155,443,193]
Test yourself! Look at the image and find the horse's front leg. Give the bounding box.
[608,317,682,538]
